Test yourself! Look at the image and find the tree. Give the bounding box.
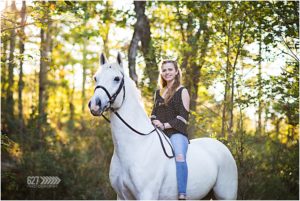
[99,0,113,57]
[128,1,158,90]
[174,1,212,138]
[214,2,252,138]
[1,0,10,133]
[38,1,53,142]
[6,1,17,132]
[18,0,26,135]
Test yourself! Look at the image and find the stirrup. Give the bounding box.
[178,193,186,200]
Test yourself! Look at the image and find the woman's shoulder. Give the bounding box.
[176,85,188,94]
[176,86,190,102]
[154,88,161,95]
[155,88,164,100]
[173,86,187,102]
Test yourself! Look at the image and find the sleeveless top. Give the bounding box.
[150,87,189,138]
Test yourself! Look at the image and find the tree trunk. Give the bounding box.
[82,37,87,114]
[128,31,139,83]
[275,117,283,138]
[221,21,232,138]
[6,1,17,132]
[80,6,90,128]
[102,1,112,57]
[257,23,263,136]
[176,3,210,139]
[228,20,246,137]
[18,0,26,135]
[68,65,75,129]
[128,1,158,89]
[38,2,52,140]
[1,1,9,132]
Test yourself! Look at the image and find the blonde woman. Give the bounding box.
[151,60,190,200]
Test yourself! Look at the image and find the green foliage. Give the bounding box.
[270,62,299,126]
[228,134,299,200]
[1,118,115,199]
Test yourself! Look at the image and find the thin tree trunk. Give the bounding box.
[80,6,89,128]
[237,104,244,167]
[1,40,8,129]
[1,1,9,132]
[7,1,17,131]
[228,66,235,137]
[18,0,26,136]
[81,3,88,115]
[221,21,232,138]
[257,23,263,136]
[38,2,52,141]
[102,1,112,57]
[82,37,87,114]
[275,118,283,138]
[68,65,75,129]
[236,54,245,168]
[228,20,246,137]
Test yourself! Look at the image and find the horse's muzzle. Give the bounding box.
[90,109,103,116]
[88,99,103,116]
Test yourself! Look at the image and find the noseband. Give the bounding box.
[93,72,174,159]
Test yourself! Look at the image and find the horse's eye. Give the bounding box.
[94,77,97,82]
[114,76,120,82]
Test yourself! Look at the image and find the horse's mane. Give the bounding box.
[124,74,145,110]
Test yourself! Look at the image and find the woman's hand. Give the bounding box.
[152,120,165,130]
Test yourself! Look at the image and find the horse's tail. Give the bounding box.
[212,139,238,200]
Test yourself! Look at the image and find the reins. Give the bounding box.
[101,111,175,159]
[94,72,174,159]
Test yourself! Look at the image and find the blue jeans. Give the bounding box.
[170,133,189,195]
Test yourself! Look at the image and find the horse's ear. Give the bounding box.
[100,53,107,65]
[117,52,123,67]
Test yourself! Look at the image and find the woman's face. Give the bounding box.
[161,63,178,83]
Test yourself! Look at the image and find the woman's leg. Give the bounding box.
[170,133,189,196]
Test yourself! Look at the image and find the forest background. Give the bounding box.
[1,0,299,199]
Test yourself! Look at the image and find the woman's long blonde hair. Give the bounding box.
[158,60,182,105]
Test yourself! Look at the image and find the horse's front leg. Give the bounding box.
[133,179,161,200]
[129,163,164,200]
[114,185,136,200]
[116,194,124,200]
[117,190,135,200]
[136,190,159,200]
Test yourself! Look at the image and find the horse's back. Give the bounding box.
[189,137,234,162]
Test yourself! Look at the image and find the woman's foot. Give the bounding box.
[178,193,186,200]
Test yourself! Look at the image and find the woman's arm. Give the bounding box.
[181,88,190,111]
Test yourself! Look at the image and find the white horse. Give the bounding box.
[88,53,238,200]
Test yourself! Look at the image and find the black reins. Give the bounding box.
[94,73,174,159]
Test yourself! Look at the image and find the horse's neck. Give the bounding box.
[110,88,155,162]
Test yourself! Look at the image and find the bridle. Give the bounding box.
[93,72,174,159]
[94,72,126,113]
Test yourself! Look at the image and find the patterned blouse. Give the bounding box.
[151,87,189,138]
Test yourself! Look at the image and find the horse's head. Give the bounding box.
[88,52,125,116]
